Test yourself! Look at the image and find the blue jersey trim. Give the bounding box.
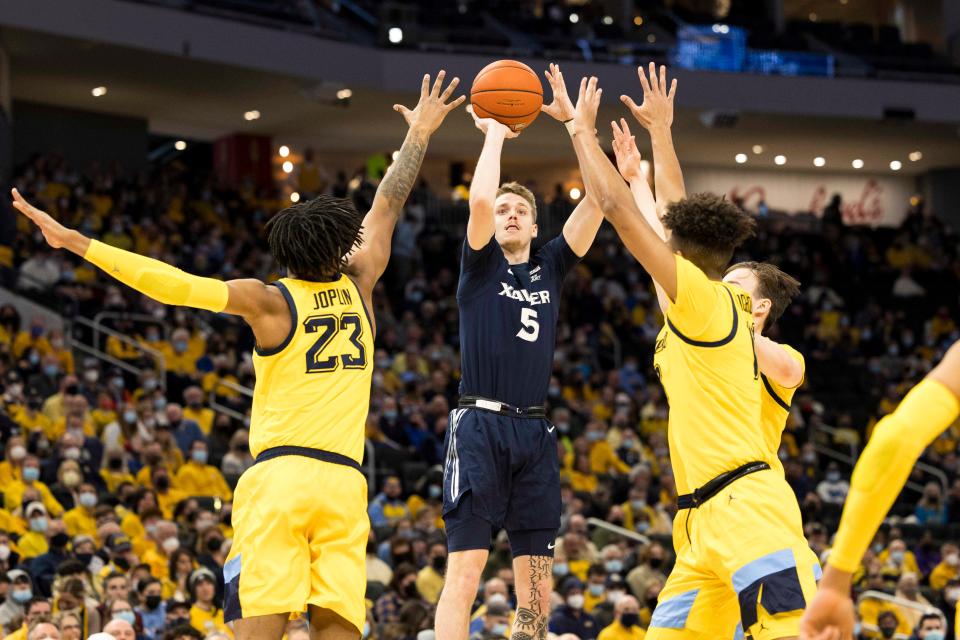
[732,548,796,594]
[649,589,699,629]
[254,281,297,357]
[761,374,791,411]
[666,287,739,347]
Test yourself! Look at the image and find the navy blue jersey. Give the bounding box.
[457,235,580,407]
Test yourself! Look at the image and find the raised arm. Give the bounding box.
[754,335,804,388]
[611,118,670,313]
[570,77,678,301]
[622,63,684,215]
[348,71,465,296]
[541,63,603,257]
[467,113,517,250]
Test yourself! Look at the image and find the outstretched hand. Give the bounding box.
[611,118,644,183]
[621,62,677,131]
[394,70,466,135]
[541,63,575,123]
[470,108,519,139]
[572,76,602,135]
[11,188,74,250]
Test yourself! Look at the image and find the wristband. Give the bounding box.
[563,119,576,137]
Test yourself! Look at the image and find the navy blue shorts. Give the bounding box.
[442,408,561,555]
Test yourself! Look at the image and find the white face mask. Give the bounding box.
[487,593,507,606]
[161,537,181,553]
[567,594,585,610]
[0,544,10,561]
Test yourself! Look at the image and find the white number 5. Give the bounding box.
[517,308,540,342]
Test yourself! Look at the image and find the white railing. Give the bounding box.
[586,517,651,545]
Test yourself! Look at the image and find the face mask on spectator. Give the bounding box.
[174,340,188,353]
[154,397,167,411]
[44,364,59,377]
[648,557,663,570]
[880,627,895,639]
[586,431,603,443]
[605,560,623,574]
[30,516,48,532]
[143,378,157,392]
[428,485,442,499]
[155,476,171,491]
[28,352,40,366]
[553,562,569,577]
[926,632,945,640]
[492,623,509,636]
[890,551,905,564]
[402,582,418,598]
[145,595,162,610]
[872,542,884,554]
[567,594,584,610]
[10,445,26,461]
[169,616,190,628]
[63,447,81,461]
[606,590,624,604]
[12,588,32,603]
[636,522,650,534]
[362,622,371,638]
[113,610,136,625]
[79,492,97,508]
[945,553,959,567]
[588,584,604,597]
[22,467,40,482]
[487,593,507,607]
[826,471,841,482]
[123,410,137,424]
[112,376,125,389]
[109,458,123,471]
[431,556,446,572]
[207,537,223,553]
[631,499,646,511]
[0,544,10,561]
[83,370,98,384]
[162,537,181,553]
[620,612,640,628]
[192,450,208,464]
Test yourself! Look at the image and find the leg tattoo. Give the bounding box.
[513,556,552,640]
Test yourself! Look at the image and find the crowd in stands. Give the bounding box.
[1,151,960,640]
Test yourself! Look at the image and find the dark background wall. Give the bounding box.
[12,100,147,172]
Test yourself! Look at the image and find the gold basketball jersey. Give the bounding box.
[250,276,374,463]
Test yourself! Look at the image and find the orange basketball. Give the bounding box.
[470,60,543,132]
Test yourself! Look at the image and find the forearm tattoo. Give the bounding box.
[513,556,552,640]
[379,133,427,210]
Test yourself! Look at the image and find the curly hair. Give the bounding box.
[662,193,756,276]
[726,261,801,329]
[265,195,364,281]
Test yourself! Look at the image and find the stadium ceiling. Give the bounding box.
[5,27,960,174]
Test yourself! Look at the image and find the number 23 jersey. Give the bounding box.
[457,236,580,408]
[250,275,374,463]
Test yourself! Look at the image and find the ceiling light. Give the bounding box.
[569,187,582,200]
[290,192,300,203]
[388,27,403,44]
[282,161,294,173]
[244,110,261,121]
[774,155,787,165]
[91,86,107,97]
[602,15,613,25]
[735,153,747,164]
[752,145,763,154]
[633,16,643,26]
[174,140,187,151]
[569,13,579,24]
[279,145,290,157]
[813,157,825,167]
[337,88,353,100]
[890,160,902,171]
[809,12,818,22]
[712,24,730,34]
[852,158,864,169]
[908,151,922,162]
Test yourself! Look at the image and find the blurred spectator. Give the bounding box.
[369,476,410,528]
[468,600,510,640]
[597,594,644,640]
[915,483,948,526]
[549,579,598,639]
[815,463,849,505]
[415,541,446,605]
[912,612,945,639]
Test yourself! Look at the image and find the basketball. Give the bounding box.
[470,59,543,132]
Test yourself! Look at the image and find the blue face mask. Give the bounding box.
[362,622,370,639]
[113,611,136,626]
[43,364,59,377]
[12,589,32,603]
[192,450,208,464]
[79,493,97,508]
[22,467,40,482]
[28,352,40,366]
[492,623,509,637]
[588,584,604,597]
[123,410,138,424]
[925,633,945,640]
[174,340,189,353]
[428,485,442,499]
[553,562,569,577]
[30,517,48,533]
[605,560,623,574]
[586,431,604,442]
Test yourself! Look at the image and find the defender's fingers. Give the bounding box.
[440,76,460,102]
